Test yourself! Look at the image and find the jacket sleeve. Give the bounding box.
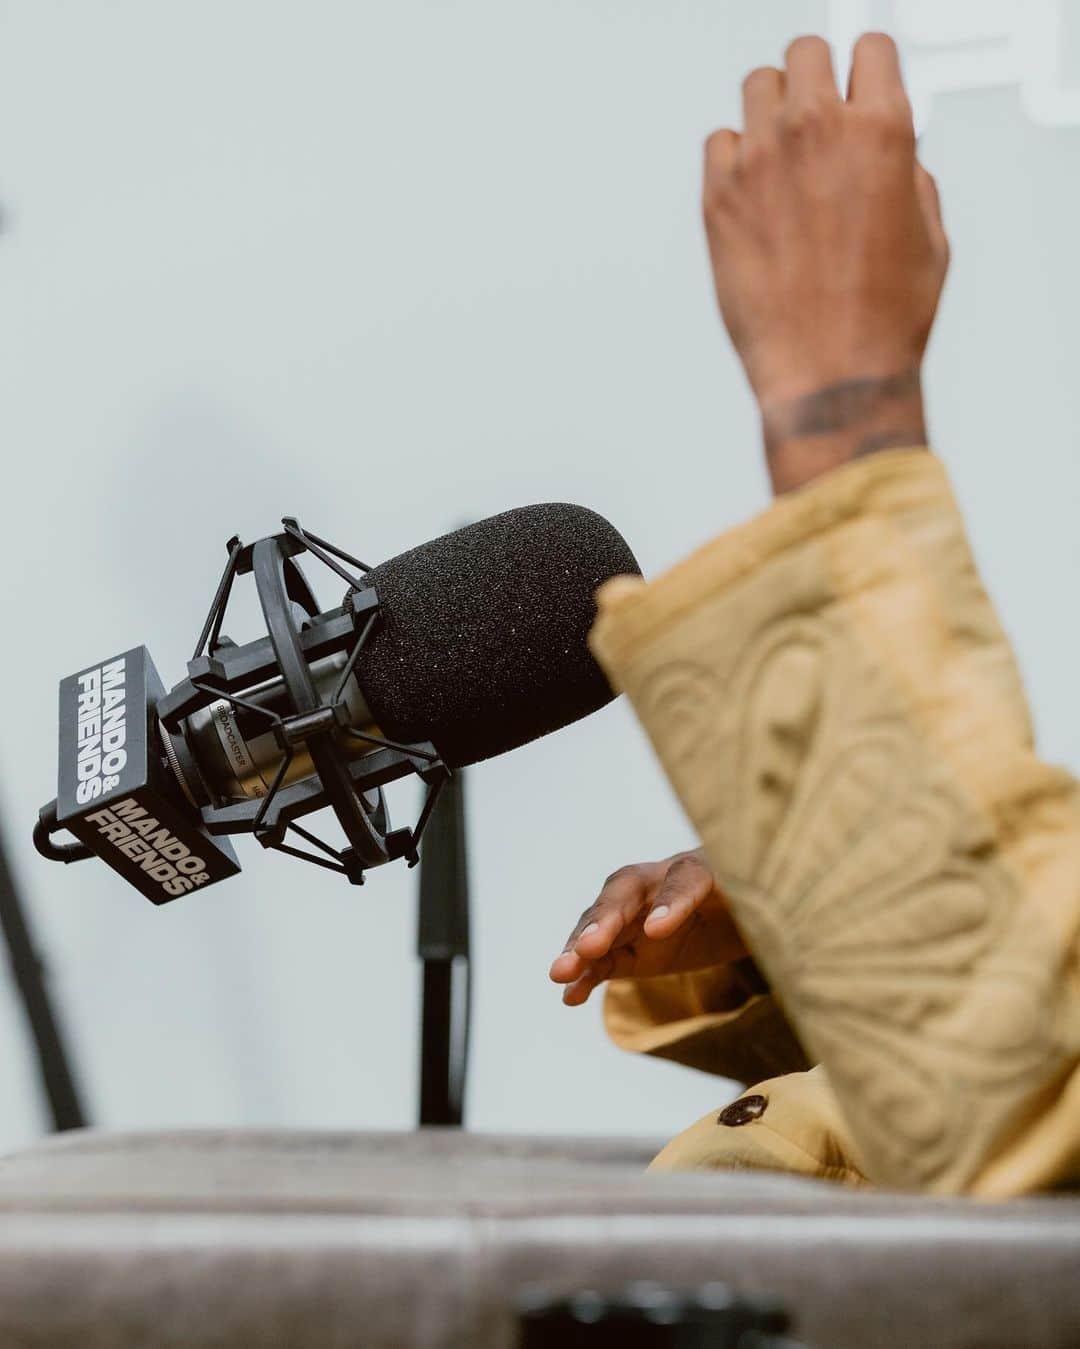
[603,958,812,1086]
[590,448,1080,1197]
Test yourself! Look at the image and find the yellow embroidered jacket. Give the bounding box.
[591,449,1080,1197]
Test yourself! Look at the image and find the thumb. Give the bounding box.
[914,161,948,258]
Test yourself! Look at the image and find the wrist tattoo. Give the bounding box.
[763,369,927,468]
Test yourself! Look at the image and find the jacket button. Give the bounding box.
[718,1094,767,1127]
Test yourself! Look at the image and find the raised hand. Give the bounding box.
[703,33,949,493]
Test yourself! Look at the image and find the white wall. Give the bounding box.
[2,0,1079,1150]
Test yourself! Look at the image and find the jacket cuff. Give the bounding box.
[604,959,810,1086]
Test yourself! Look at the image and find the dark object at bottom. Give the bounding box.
[517,1283,805,1348]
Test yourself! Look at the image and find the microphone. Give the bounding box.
[34,506,640,904]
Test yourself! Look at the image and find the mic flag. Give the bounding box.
[52,647,239,904]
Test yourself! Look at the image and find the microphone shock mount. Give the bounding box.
[35,520,451,903]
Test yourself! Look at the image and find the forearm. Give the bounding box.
[762,368,929,495]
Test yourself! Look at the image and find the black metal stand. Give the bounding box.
[0,818,86,1131]
[417,769,470,1127]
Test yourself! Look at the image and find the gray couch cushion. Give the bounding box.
[0,1128,1076,1348]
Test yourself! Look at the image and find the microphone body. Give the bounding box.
[36,506,640,904]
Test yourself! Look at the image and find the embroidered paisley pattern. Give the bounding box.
[628,599,1065,1191]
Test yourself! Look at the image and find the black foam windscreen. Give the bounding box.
[354,504,641,769]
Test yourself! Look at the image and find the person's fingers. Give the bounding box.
[549,948,585,984]
[784,35,840,102]
[561,954,615,1007]
[570,868,649,961]
[847,32,909,110]
[549,868,648,986]
[561,967,597,1006]
[741,66,785,140]
[642,854,716,937]
[704,128,741,186]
